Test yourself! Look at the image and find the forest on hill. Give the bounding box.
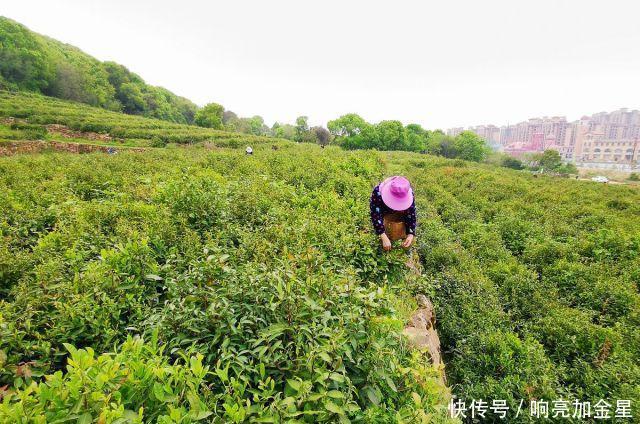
[0,17,197,124]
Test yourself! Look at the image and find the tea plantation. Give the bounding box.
[0,91,277,148]
[0,99,639,423]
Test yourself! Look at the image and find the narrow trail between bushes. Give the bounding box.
[0,140,146,156]
[401,250,447,384]
[379,157,449,390]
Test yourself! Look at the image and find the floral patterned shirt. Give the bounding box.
[369,184,417,236]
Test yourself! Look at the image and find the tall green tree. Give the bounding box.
[272,122,296,140]
[454,131,489,162]
[405,123,429,152]
[194,103,225,129]
[537,149,563,171]
[425,131,457,157]
[294,116,309,142]
[119,82,146,114]
[49,62,85,103]
[375,120,406,151]
[248,116,268,136]
[327,113,369,139]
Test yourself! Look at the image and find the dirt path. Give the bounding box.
[402,251,447,384]
[0,140,145,157]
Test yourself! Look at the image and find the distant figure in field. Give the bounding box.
[370,176,416,251]
[245,146,253,155]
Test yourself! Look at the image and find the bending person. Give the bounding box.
[369,176,416,251]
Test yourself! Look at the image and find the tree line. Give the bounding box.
[193,106,491,162]
[328,113,489,161]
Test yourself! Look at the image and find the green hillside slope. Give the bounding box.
[1,138,639,421]
[0,90,277,147]
[0,17,197,123]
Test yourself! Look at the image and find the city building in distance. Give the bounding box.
[448,108,640,170]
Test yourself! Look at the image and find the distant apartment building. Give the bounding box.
[470,125,501,147]
[575,131,640,170]
[447,125,500,147]
[446,127,464,137]
[448,109,640,170]
[570,109,640,170]
[498,116,567,147]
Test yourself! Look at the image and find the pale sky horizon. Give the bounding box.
[2,0,640,129]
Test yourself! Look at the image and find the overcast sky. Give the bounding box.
[3,0,640,129]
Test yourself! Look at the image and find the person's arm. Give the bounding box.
[370,187,386,235]
[402,201,416,248]
[403,201,417,235]
[370,187,392,251]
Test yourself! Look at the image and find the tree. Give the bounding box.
[327,113,369,138]
[425,131,457,157]
[194,103,224,129]
[248,116,268,136]
[295,116,309,142]
[118,82,146,114]
[223,110,238,124]
[327,114,375,149]
[454,131,489,162]
[405,123,429,152]
[224,118,243,133]
[272,122,296,140]
[175,96,198,124]
[222,111,242,132]
[313,126,331,146]
[50,62,86,103]
[537,149,563,171]
[375,120,406,151]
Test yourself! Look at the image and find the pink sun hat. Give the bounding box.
[379,176,414,211]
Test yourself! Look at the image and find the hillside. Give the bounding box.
[0,103,639,423]
[0,90,279,148]
[0,17,197,124]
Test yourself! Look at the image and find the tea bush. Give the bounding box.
[1,141,639,422]
[0,335,213,423]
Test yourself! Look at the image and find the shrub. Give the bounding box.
[0,336,213,423]
[501,156,524,170]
